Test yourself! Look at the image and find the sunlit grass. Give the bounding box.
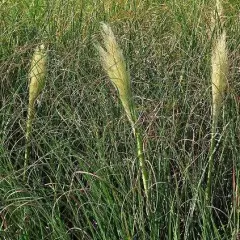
[1,0,240,239]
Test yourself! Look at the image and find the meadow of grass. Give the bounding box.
[1,0,240,239]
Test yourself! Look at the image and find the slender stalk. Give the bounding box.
[96,23,149,198]
[232,147,240,238]
[24,102,34,178]
[135,129,148,197]
[206,120,217,203]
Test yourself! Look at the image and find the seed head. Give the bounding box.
[29,44,47,105]
[211,0,228,124]
[97,23,135,128]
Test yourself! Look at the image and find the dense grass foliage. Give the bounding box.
[1,0,240,239]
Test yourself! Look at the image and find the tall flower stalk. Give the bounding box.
[24,44,47,180]
[206,0,228,203]
[96,23,149,198]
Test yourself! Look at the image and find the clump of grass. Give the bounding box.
[206,0,228,203]
[24,44,47,180]
[96,23,149,199]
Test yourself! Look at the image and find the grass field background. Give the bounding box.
[1,0,240,239]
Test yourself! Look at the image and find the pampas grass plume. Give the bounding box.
[96,23,135,130]
[96,23,149,198]
[24,44,47,179]
[206,0,228,203]
[211,29,228,125]
[29,44,47,106]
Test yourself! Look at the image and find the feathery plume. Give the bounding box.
[96,23,149,198]
[29,44,47,106]
[96,23,135,130]
[211,29,228,126]
[206,0,228,203]
[24,44,47,179]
